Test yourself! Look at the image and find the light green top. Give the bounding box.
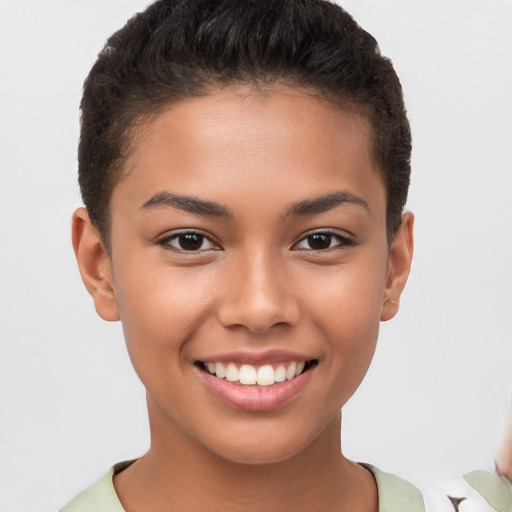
[60,461,512,512]
[464,471,512,512]
[60,461,131,512]
[60,461,424,512]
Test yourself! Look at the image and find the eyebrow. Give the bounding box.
[141,191,233,218]
[284,191,369,217]
[141,190,368,219]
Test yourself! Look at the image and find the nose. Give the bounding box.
[216,249,301,334]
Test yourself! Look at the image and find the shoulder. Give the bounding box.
[421,471,512,512]
[59,461,133,512]
[364,464,512,512]
[464,471,512,512]
[363,464,426,512]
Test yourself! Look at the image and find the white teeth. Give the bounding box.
[256,365,275,386]
[239,364,257,385]
[205,360,310,386]
[286,362,297,380]
[225,363,239,382]
[274,365,286,382]
[215,362,226,379]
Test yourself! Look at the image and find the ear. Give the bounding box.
[72,207,120,322]
[380,212,414,321]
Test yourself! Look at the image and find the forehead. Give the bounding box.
[115,86,385,220]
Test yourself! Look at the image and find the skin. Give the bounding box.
[73,86,414,512]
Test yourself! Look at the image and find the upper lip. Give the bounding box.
[196,349,316,365]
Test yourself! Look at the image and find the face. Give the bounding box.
[74,86,413,465]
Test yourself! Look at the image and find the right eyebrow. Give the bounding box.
[141,191,233,218]
[284,190,370,218]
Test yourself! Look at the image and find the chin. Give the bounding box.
[212,444,303,466]
[202,426,318,466]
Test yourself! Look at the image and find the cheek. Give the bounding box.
[112,258,217,363]
[303,254,387,388]
[306,254,388,332]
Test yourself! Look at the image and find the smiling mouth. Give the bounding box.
[197,360,318,387]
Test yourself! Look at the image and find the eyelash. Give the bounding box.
[157,229,354,253]
[293,230,354,252]
[157,231,219,252]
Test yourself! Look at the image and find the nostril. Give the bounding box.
[217,298,301,334]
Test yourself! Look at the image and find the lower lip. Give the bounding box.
[199,368,314,411]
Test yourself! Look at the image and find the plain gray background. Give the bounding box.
[1,1,511,510]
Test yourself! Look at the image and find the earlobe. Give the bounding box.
[381,212,414,322]
[72,207,120,322]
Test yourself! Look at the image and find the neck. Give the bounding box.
[114,402,378,512]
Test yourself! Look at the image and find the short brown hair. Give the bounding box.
[79,0,411,246]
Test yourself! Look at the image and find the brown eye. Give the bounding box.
[294,231,353,251]
[306,233,333,250]
[176,233,205,251]
[160,231,217,252]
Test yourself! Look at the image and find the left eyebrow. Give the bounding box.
[141,191,233,218]
[284,191,370,218]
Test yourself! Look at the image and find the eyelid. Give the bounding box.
[157,229,221,251]
[292,229,354,251]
